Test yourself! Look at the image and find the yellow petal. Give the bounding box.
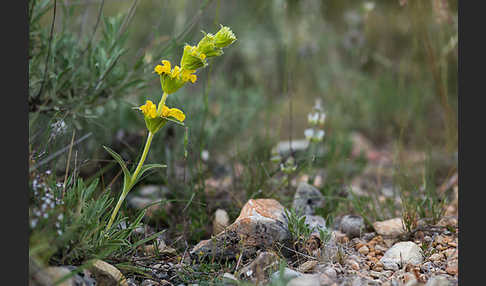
[168,107,186,122]
[140,100,157,118]
[161,104,170,117]
[189,74,197,84]
[154,65,164,75]
[171,66,181,78]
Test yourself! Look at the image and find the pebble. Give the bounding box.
[87,260,128,286]
[271,267,303,281]
[213,209,230,235]
[292,182,325,215]
[358,245,370,255]
[372,218,406,238]
[297,260,318,273]
[320,266,337,280]
[425,275,452,286]
[445,260,458,275]
[336,215,365,238]
[346,259,360,271]
[380,241,424,270]
[429,253,444,262]
[287,274,326,286]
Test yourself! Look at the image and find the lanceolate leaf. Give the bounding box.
[133,163,166,185]
[103,145,131,183]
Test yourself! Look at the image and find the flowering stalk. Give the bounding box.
[105,132,154,231]
[103,25,236,232]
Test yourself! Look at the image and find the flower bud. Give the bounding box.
[214,25,237,48]
[180,45,207,70]
[197,33,224,58]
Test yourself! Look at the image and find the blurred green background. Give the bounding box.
[29,0,457,257]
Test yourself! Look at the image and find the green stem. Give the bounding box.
[157,92,169,115]
[105,131,155,231]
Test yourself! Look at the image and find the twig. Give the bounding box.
[33,0,57,105]
[62,130,76,198]
[80,0,105,55]
[30,132,92,172]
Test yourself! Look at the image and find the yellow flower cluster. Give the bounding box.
[139,100,185,122]
[154,60,197,84]
[153,25,236,95]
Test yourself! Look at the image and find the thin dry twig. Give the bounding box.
[62,130,76,198]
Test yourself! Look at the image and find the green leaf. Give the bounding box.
[133,163,166,185]
[103,145,131,183]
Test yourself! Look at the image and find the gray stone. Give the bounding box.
[334,215,365,238]
[380,241,424,270]
[372,218,406,238]
[305,215,327,233]
[425,275,452,286]
[222,273,238,281]
[238,251,278,279]
[191,199,289,260]
[271,267,303,281]
[319,266,337,280]
[292,182,325,215]
[287,273,331,286]
[88,259,128,286]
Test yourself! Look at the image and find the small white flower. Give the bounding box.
[43,213,48,219]
[304,128,315,140]
[364,2,375,12]
[58,214,64,220]
[57,230,63,236]
[319,113,326,125]
[307,113,319,125]
[30,219,38,228]
[315,130,325,141]
[201,150,210,162]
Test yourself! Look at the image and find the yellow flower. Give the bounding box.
[154,60,171,75]
[161,105,186,122]
[170,65,181,78]
[181,69,197,84]
[139,100,157,118]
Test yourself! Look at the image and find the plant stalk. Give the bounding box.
[105,131,154,231]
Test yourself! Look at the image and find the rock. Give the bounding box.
[292,182,325,215]
[358,245,370,255]
[403,278,420,286]
[191,199,289,260]
[143,239,177,256]
[238,251,279,279]
[335,215,365,238]
[321,267,337,281]
[372,218,406,238]
[305,215,327,234]
[271,267,303,281]
[287,273,333,286]
[346,259,360,271]
[141,280,160,286]
[436,216,457,228]
[222,273,238,282]
[445,260,458,275]
[297,260,318,273]
[429,253,444,262]
[425,275,451,286]
[42,267,74,286]
[88,259,128,286]
[213,209,230,235]
[380,242,424,270]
